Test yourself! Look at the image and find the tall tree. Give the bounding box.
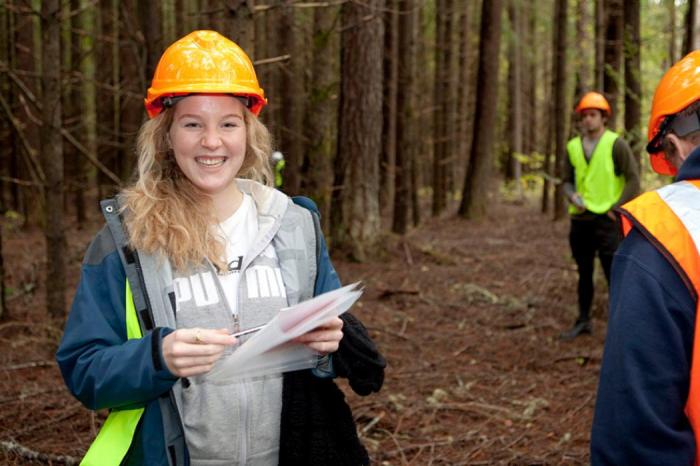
[458,0,503,219]
[332,0,384,259]
[456,2,473,181]
[668,0,677,67]
[0,0,10,210]
[594,0,605,90]
[505,0,523,197]
[624,0,641,166]
[118,0,146,181]
[41,0,66,318]
[381,0,399,220]
[76,0,97,225]
[603,0,623,129]
[304,4,339,230]
[684,0,700,54]
[552,0,569,219]
[393,0,417,234]
[278,1,305,195]
[432,0,448,215]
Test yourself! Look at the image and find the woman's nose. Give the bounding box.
[200,127,222,149]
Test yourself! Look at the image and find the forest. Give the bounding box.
[0,0,699,464]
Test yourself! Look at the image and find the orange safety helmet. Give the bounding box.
[144,30,266,119]
[575,92,611,115]
[646,50,700,176]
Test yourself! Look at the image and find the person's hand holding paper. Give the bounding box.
[207,282,363,381]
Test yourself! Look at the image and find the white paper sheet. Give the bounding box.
[207,282,363,381]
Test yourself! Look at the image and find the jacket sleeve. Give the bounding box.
[591,229,696,465]
[612,137,641,207]
[56,227,178,411]
[292,196,386,395]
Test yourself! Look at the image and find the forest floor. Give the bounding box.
[0,193,610,465]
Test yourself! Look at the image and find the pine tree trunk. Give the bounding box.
[381,0,398,220]
[97,0,120,200]
[41,0,66,318]
[278,1,305,195]
[333,0,384,260]
[594,0,605,91]
[603,0,623,129]
[118,0,146,181]
[624,0,641,167]
[553,0,569,220]
[304,4,339,232]
[393,0,417,235]
[507,0,523,198]
[456,2,473,187]
[668,0,677,66]
[432,0,447,216]
[0,1,10,211]
[458,0,503,220]
[684,0,700,54]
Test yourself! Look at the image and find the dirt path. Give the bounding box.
[0,198,609,465]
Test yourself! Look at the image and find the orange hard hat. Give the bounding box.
[575,92,611,115]
[646,50,700,176]
[144,30,266,119]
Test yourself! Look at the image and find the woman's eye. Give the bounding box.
[223,122,238,128]
[184,122,200,128]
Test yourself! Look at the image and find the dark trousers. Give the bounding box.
[569,214,621,322]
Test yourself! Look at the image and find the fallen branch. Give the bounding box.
[0,440,79,465]
[3,360,55,371]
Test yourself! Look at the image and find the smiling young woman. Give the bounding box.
[55,30,385,466]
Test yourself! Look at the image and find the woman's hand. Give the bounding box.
[162,328,237,378]
[295,316,344,355]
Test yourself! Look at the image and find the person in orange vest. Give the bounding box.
[591,50,700,465]
[560,92,640,340]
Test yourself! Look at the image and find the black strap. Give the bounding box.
[100,198,156,334]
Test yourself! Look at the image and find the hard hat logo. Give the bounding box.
[144,30,267,119]
[647,50,700,176]
[575,92,611,115]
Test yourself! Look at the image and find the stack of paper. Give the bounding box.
[207,282,363,381]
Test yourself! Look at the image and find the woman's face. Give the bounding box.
[169,95,247,199]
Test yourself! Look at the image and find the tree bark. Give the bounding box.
[684,0,700,54]
[456,1,473,187]
[506,0,523,197]
[393,0,417,235]
[333,0,384,260]
[668,0,677,67]
[458,0,503,220]
[432,0,447,216]
[119,0,146,181]
[624,0,641,167]
[41,0,66,318]
[603,0,623,129]
[381,0,398,220]
[304,3,339,231]
[552,0,569,220]
[594,0,605,91]
[278,1,305,195]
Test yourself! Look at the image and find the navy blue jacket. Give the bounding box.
[56,197,384,465]
[591,145,700,465]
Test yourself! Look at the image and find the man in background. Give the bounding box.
[560,92,639,340]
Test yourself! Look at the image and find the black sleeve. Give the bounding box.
[613,137,641,207]
[333,312,386,396]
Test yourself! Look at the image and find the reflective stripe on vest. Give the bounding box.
[567,129,624,214]
[81,281,145,466]
[620,180,700,465]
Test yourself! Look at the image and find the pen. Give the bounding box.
[231,325,264,338]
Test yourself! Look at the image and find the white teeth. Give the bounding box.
[196,157,226,167]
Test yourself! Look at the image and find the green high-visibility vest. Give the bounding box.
[80,281,145,465]
[567,129,625,215]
